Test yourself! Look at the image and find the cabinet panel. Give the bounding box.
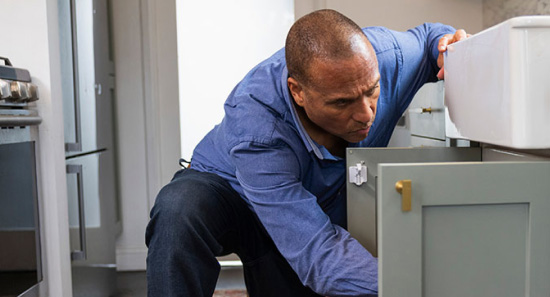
[423,203,527,297]
[377,162,550,297]
[410,135,446,147]
[346,147,481,256]
[483,147,550,162]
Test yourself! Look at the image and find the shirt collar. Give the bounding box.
[281,67,342,161]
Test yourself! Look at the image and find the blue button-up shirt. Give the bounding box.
[191,23,454,296]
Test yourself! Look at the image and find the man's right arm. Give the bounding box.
[230,140,378,296]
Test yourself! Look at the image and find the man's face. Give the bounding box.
[290,48,380,144]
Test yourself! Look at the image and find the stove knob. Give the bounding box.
[10,81,30,102]
[0,79,9,99]
[26,83,39,102]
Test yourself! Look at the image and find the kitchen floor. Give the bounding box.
[115,267,247,297]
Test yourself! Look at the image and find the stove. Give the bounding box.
[0,56,44,297]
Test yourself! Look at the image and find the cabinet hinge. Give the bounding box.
[349,162,367,186]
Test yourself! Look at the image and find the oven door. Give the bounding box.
[0,113,44,297]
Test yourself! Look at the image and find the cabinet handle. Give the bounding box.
[408,107,444,114]
[67,164,87,261]
[395,180,412,212]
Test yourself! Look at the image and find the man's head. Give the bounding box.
[286,9,380,146]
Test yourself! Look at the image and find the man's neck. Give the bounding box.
[293,103,347,158]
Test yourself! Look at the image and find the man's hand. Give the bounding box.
[437,29,470,80]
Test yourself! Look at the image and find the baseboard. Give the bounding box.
[116,246,147,271]
[217,253,243,267]
[116,248,244,271]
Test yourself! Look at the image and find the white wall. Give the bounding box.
[112,0,181,271]
[0,0,73,296]
[177,0,295,160]
[110,0,150,271]
[483,0,550,28]
[295,0,484,34]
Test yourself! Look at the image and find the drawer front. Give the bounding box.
[408,81,445,140]
[410,136,446,148]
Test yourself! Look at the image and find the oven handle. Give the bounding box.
[67,164,87,261]
[0,115,42,126]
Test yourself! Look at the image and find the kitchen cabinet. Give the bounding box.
[349,16,550,295]
[404,81,472,148]
[408,81,445,142]
[347,14,550,297]
[390,81,467,149]
[346,147,481,256]
[347,147,550,296]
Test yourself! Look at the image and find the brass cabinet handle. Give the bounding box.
[395,180,412,212]
[408,107,444,114]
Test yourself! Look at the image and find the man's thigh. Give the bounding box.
[147,168,321,297]
[147,168,269,257]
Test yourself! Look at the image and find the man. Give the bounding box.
[146,9,467,297]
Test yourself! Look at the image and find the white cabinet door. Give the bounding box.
[377,161,550,297]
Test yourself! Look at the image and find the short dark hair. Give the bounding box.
[285,9,366,85]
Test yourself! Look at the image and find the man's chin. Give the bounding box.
[346,133,369,144]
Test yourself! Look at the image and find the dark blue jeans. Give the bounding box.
[146,168,322,297]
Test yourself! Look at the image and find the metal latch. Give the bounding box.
[349,162,367,186]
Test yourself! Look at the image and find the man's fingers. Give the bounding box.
[439,29,468,52]
[437,29,471,79]
[437,67,444,80]
[438,34,453,51]
[454,29,468,41]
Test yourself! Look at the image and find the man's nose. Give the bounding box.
[352,98,374,124]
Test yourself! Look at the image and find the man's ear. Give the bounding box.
[287,77,305,107]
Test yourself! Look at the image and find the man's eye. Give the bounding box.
[366,85,380,97]
[334,99,349,106]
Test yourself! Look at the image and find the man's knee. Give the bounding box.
[150,176,219,227]
[146,172,231,257]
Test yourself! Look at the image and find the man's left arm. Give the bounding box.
[391,23,469,113]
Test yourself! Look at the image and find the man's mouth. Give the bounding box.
[354,125,371,135]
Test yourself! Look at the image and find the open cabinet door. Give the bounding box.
[346,147,481,256]
[377,161,550,297]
